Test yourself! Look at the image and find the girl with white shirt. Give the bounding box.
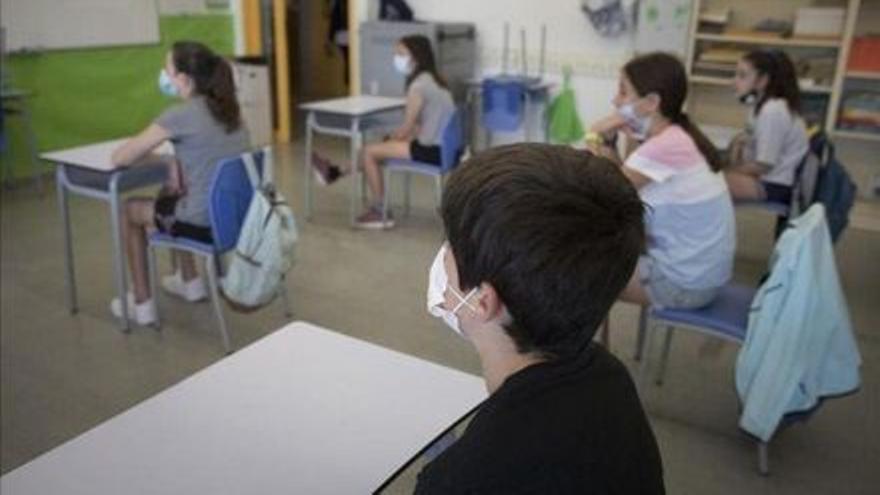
[726,50,809,204]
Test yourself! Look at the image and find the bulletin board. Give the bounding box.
[1,0,161,52]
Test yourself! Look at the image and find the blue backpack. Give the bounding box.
[810,135,857,243]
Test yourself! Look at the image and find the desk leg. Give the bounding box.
[350,116,361,226]
[540,91,550,143]
[109,176,131,332]
[304,112,314,220]
[524,92,533,142]
[57,166,78,314]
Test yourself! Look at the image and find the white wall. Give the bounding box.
[402,0,637,128]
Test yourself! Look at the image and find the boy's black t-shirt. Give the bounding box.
[414,344,665,494]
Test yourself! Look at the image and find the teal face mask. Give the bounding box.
[158,69,179,97]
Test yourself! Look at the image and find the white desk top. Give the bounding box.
[0,322,487,495]
[41,138,174,172]
[299,95,406,116]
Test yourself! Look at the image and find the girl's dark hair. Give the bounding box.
[399,35,448,90]
[171,41,241,132]
[623,52,722,172]
[742,49,802,115]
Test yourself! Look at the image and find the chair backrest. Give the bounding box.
[481,78,527,132]
[438,109,464,173]
[208,149,265,252]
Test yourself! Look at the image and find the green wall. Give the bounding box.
[1,15,234,180]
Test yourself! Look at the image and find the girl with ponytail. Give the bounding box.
[586,52,736,311]
[109,41,250,326]
[725,49,809,203]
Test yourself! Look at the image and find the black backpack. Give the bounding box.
[807,134,857,242]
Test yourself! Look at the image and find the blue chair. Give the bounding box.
[147,149,292,353]
[634,284,770,470]
[481,77,528,146]
[735,132,824,239]
[382,110,464,222]
[635,281,829,475]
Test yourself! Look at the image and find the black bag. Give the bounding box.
[380,0,414,21]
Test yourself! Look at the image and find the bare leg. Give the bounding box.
[619,268,651,306]
[179,253,199,281]
[123,198,156,303]
[724,170,765,201]
[361,140,411,205]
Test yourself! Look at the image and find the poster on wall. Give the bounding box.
[634,0,694,57]
[580,0,640,38]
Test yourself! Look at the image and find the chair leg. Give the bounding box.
[656,326,675,385]
[757,442,770,476]
[147,245,161,330]
[279,274,293,318]
[404,173,412,217]
[434,175,443,213]
[634,305,648,361]
[382,168,392,224]
[638,322,656,386]
[205,254,232,354]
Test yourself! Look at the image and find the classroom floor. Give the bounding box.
[2,140,879,494]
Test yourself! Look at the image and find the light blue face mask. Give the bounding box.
[158,69,179,97]
[617,101,651,141]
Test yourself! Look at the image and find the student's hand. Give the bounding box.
[594,143,622,165]
[111,124,170,167]
[164,158,186,196]
[391,126,410,141]
[590,113,627,137]
[727,133,749,168]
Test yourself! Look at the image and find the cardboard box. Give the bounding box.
[793,7,845,38]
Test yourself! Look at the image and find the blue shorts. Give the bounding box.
[638,256,720,310]
[760,181,792,205]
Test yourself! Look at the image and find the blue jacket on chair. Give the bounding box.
[735,204,861,442]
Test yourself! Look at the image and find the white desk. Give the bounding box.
[299,96,406,225]
[42,139,172,331]
[0,321,488,494]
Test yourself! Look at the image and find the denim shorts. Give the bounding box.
[638,256,720,310]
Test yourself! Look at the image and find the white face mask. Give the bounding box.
[426,244,478,337]
[617,100,651,141]
[393,54,412,75]
[158,68,179,97]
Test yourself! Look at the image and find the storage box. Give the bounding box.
[848,36,880,72]
[793,7,845,38]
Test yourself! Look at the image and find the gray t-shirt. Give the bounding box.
[745,98,809,187]
[155,96,250,226]
[409,72,454,146]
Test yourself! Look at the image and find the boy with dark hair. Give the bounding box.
[418,143,664,494]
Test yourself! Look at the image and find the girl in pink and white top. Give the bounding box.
[589,52,735,309]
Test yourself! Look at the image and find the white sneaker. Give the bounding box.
[161,271,208,302]
[110,294,157,326]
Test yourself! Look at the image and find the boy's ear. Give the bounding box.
[473,282,505,323]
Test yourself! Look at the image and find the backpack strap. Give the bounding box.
[261,146,274,187]
[241,152,261,190]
